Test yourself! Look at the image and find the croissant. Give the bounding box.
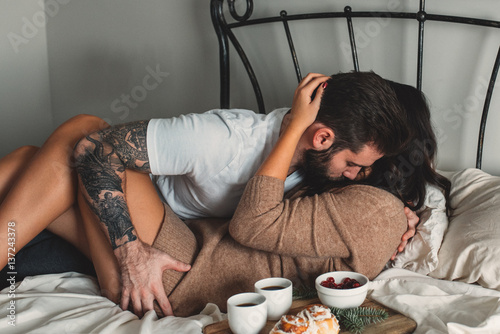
[269,304,340,334]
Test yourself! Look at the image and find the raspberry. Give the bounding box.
[320,276,362,289]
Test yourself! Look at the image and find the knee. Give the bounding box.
[12,145,39,159]
[62,114,109,133]
[52,114,109,139]
[68,114,108,126]
[45,115,109,154]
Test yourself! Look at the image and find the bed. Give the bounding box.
[2,0,500,333]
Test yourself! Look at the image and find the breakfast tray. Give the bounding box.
[203,298,416,334]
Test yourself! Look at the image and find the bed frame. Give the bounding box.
[210,0,500,169]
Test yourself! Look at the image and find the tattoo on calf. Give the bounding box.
[75,121,150,249]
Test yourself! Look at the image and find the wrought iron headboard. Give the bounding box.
[210,0,500,169]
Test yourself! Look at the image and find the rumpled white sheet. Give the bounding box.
[0,272,224,334]
[369,268,500,334]
[3,269,500,333]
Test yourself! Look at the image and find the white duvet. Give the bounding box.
[2,269,500,333]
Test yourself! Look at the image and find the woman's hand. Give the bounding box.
[288,73,330,131]
[255,73,329,180]
[391,207,420,260]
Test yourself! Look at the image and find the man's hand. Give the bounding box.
[114,240,191,317]
[391,207,420,260]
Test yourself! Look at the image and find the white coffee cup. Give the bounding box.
[254,277,293,320]
[227,292,267,334]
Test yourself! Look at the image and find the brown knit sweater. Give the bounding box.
[152,175,407,316]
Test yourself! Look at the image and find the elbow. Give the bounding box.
[228,219,245,244]
[228,216,256,247]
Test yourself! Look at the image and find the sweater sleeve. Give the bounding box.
[229,175,407,262]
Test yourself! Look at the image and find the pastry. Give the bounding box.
[269,304,340,334]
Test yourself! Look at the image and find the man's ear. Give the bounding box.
[312,127,335,150]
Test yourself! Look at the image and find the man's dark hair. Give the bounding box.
[317,71,409,156]
[302,71,410,192]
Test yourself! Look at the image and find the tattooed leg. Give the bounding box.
[73,120,150,249]
[74,121,190,317]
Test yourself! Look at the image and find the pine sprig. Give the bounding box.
[292,285,318,300]
[330,306,388,334]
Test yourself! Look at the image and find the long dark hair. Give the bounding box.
[362,81,451,213]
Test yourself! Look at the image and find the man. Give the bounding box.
[73,72,410,316]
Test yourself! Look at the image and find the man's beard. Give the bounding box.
[301,143,351,195]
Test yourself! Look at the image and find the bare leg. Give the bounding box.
[0,115,109,269]
[0,146,39,203]
[0,145,90,258]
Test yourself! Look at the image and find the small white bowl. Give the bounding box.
[315,271,369,309]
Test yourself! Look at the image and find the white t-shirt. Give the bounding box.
[147,108,303,219]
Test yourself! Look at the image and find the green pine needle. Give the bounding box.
[292,285,318,300]
[330,306,388,334]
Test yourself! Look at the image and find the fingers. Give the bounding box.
[397,239,408,253]
[164,258,191,272]
[289,73,330,129]
[157,250,191,272]
[131,289,144,318]
[392,207,420,260]
[120,287,131,313]
[404,207,420,228]
[298,72,329,88]
[154,285,174,317]
[296,73,330,99]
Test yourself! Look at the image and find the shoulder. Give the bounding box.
[325,184,407,232]
[330,184,402,208]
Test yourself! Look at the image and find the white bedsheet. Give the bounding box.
[370,268,500,333]
[2,270,500,333]
[0,272,223,334]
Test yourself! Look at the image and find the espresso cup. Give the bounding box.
[254,277,293,320]
[227,292,267,334]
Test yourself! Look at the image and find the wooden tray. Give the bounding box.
[203,298,416,334]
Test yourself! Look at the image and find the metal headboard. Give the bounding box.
[210,0,500,169]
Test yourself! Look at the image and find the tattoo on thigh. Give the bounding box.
[75,121,151,249]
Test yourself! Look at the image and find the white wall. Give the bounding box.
[45,0,220,127]
[1,0,499,175]
[0,0,53,155]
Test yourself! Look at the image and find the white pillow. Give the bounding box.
[429,168,500,290]
[388,183,449,275]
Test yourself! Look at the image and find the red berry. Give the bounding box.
[321,276,362,289]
